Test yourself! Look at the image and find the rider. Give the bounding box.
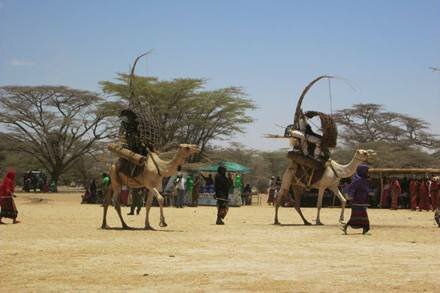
[288,112,323,159]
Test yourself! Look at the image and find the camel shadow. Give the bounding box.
[274,223,342,227]
[98,226,184,232]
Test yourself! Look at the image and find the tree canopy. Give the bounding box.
[0,86,115,188]
[100,74,256,159]
[334,103,439,149]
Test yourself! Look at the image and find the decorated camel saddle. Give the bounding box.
[108,53,161,178]
[267,76,338,189]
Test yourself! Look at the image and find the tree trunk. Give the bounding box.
[50,171,60,193]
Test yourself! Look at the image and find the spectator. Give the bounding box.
[174,174,186,208]
[0,170,20,224]
[390,178,401,210]
[267,176,276,205]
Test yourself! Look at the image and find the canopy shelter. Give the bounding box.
[194,161,251,173]
[369,168,440,206]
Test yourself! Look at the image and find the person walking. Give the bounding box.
[0,170,20,224]
[341,164,370,235]
[214,166,231,225]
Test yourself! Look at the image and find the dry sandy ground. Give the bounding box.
[1,192,439,292]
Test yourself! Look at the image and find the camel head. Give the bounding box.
[354,149,377,163]
[177,144,200,158]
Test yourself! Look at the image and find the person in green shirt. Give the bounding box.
[102,173,111,188]
[186,175,194,191]
[186,175,194,205]
[234,174,243,192]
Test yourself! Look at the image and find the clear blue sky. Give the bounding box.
[1,0,439,150]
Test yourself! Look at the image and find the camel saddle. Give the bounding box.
[287,151,326,189]
[108,143,146,178]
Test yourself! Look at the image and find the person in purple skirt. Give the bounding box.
[341,164,370,235]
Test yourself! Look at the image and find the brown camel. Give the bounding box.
[101,144,199,230]
[274,149,376,225]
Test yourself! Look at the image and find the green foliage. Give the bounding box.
[0,86,116,187]
[100,74,256,159]
[335,103,439,149]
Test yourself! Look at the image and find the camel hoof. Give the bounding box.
[274,221,280,225]
[315,221,324,226]
[144,226,156,231]
[101,224,111,229]
[159,222,168,227]
[122,224,132,230]
[304,221,312,226]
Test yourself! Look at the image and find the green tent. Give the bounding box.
[196,161,251,173]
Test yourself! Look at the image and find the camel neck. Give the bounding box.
[153,151,186,177]
[332,155,363,179]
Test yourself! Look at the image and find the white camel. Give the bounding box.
[274,149,376,225]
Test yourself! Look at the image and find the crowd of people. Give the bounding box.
[81,170,253,217]
[380,176,439,211]
[163,171,253,208]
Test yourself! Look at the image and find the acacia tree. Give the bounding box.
[0,86,115,189]
[100,74,256,160]
[334,103,439,149]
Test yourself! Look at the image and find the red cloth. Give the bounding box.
[119,188,129,205]
[0,171,16,198]
[431,181,439,210]
[381,184,390,208]
[0,170,18,219]
[409,180,418,210]
[418,181,430,211]
[390,180,401,210]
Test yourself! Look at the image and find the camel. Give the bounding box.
[274,149,376,225]
[101,144,199,230]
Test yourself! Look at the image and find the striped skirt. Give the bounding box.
[0,197,18,219]
[347,204,369,230]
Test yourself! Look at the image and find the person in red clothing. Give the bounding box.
[409,179,418,211]
[418,179,430,211]
[380,178,390,208]
[390,178,401,210]
[430,176,439,211]
[0,170,20,224]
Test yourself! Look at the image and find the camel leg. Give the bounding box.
[101,186,112,229]
[315,188,325,225]
[144,189,155,230]
[329,185,347,223]
[274,163,296,225]
[292,186,311,225]
[152,188,167,227]
[114,192,130,229]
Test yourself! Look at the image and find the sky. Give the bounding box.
[1,0,439,150]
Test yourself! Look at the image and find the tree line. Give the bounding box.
[0,76,439,190]
[0,74,255,187]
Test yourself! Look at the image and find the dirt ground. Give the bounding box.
[1,192,439,292]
